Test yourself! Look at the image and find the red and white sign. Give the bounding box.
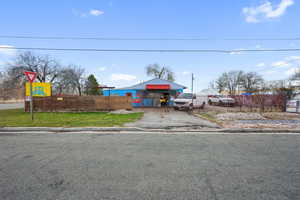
[24,71,37,83]
[146,84,170,90]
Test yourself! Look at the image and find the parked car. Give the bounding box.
[208,95,235,106]
[173,93,207,110]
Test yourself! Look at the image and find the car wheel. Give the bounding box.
[218,100,223,106]
[189,104,194,111]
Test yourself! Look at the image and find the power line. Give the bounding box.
[1,46,300,53]
[1,35,300,41]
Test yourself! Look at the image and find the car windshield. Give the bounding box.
[177,93,193,99]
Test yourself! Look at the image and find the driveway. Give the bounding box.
[0,103,24,110]
[0,132,299,200]
[126,109,220,129]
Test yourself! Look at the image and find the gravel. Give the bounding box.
[216,112,265,121]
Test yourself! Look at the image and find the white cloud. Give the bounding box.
[110,74,137,81]
[229,49,246,55]
[271,61,290,67]
[265,70,277,75]
[72,9,86,17]
[89,9,104,16]
[182,71,191,75]
[286,67,300,76]
[99,67,107,71]
[242,0,294,23]
[0,45,17,56]
[72,8,104,17]
[0,61,5,69]
[270,56,300,68]
[256,62,266,67]
[286,56,300,61]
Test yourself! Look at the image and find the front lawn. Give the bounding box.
[0,109,143,127]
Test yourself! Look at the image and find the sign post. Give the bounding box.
[24,71,37,121]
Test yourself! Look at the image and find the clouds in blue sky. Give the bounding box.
[0,0,299,90]
[0,45,16,57]
[89,9,104,16]
[258,55,300,78]
[72,8,104,18]
[243,0,294,23]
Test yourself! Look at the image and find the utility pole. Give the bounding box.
[191,73,194,105]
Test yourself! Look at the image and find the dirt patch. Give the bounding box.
[110,109,135,114]
[216,112,265,121]
[196,108,300,129]
[262,112,300,120]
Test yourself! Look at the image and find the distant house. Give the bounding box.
[103,78,187,107]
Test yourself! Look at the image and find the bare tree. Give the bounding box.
[215,75,227,93]
[215,71,244,95]
[240,72,264,93]
[0,70,24,100]
[6,51,61,84]
[0,71,5,84]
[53,65,85,96]
[146,63,175,81]
[290,67,300,80]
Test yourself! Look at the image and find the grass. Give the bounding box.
[0,109,143,127]
[196,112,223,127]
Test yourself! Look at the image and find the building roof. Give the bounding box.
[115,78,187,90]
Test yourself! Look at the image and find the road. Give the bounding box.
[0,103,24,110]
[0,132,299,200]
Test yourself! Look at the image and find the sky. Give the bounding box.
[0,0,300,92]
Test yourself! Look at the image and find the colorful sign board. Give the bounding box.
[146,84,171,90]
[24,71,37,83]
[26,82,51,97]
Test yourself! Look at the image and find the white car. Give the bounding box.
[208,95,235,106]
[173,93,207,110]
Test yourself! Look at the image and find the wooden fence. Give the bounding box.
[25,96,132,112]
[230,94,286,112]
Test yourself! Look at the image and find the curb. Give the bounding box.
[1,127,300,133]
[0,127,145,133]
[220,128,300,133]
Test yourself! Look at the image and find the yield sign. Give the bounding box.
[24,71,37,83]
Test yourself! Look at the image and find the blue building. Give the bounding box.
[103,78,187,107]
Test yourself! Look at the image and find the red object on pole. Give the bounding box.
[24,71,37,83]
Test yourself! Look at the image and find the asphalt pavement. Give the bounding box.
[0,132,299,200]
[0,103,24,110]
